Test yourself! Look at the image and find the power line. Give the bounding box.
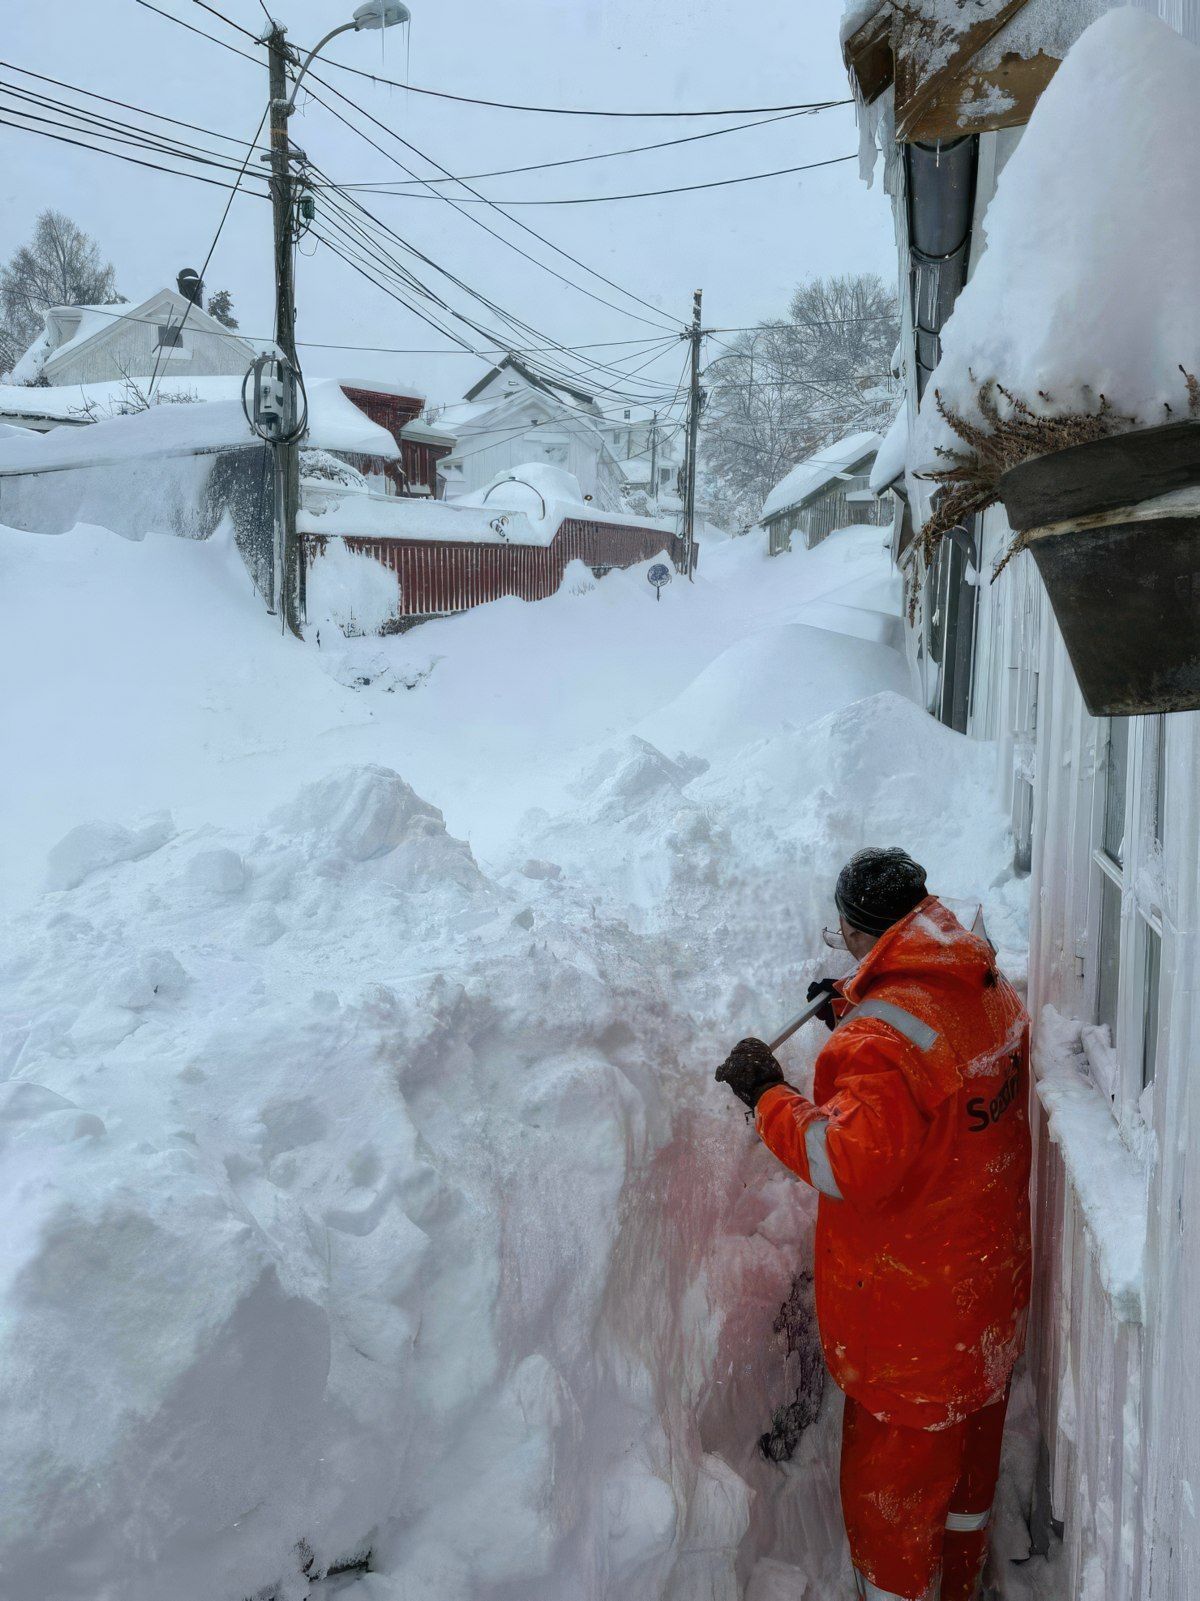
[125,2,682,394]
[305,46,851,121]
[134,0,264,68]
[146,102,269,398]
[317,152,860,206]
[331,107,822,188]
[180,0,851,122]
[0,80,270,177]
[0,57,271,151]
[0,295,745,363]
[301,72,679,332]
[188,0,259,39]
[0,110,271,195]
[312,205,684,403]
[309,156,685,400]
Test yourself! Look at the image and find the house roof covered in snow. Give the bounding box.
[463,354,600,415]
[6,290,258,385]
[841,0,1089,141]
[759,431,883,523]
[0,379,398,474]
[869,407,909,493]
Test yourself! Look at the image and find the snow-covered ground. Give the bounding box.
[0,518,1053,1600]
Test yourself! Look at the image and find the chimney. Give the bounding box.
[177,268,204,306]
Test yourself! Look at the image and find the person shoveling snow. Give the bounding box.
[716,848,1032,1601]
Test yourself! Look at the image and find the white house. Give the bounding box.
[4,277,256,393]
[843,4,1200,1596]
[595,409,685,507]
[432,355,628,511]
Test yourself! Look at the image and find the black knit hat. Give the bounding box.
[835,847,928,937]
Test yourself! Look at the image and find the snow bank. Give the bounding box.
[0,512,1033,1598]
[912,9,1200,476]
[306,538,402,636]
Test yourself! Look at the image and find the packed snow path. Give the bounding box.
[0,520,1043,1599]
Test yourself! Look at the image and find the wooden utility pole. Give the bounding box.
[267,26,303,635]
[682,288,703,578]
[648,409,658,506]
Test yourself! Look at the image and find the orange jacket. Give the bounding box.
[755,897,1032,1429]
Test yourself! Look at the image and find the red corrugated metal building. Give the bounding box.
[303,512,691,628]
[337,385,454,498]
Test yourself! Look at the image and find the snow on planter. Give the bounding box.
[910,8,1200,500]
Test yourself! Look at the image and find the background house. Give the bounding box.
[596,409,685,508]
[431,355,628,510]
[759,430,885,555]
[5,272,256,389]
[844,5,1200,1596]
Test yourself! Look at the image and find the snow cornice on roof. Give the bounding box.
[842,0,1059,141]
[759,430,882,523]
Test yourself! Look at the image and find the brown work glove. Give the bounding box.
[715,1038,784,1110]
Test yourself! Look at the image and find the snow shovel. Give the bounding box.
[765,990,834,1053]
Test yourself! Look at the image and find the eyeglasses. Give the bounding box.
[821,925,849,950]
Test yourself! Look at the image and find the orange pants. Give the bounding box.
[841,1388,1010,1601]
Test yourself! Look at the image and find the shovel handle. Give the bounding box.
[767,992,830,1053]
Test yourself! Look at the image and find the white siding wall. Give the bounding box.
[888,14,1200,1584]
[47,305,252,385]
[965,499,1200,1599]
[445,418,622,510]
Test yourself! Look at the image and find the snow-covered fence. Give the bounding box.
[303,511,693,629]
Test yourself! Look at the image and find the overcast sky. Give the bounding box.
[3,0,894,415]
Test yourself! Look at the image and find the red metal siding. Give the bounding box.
[304,515,690,626]
[338,386,450,498]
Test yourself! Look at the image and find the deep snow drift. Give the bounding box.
[0,518,1041,1599]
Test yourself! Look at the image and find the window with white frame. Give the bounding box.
[1089,715,1165,1120]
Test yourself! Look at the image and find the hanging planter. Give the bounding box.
[915,380,1200,717]
[998,420,1200,715]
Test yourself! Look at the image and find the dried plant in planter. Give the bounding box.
[907,370,1200,619]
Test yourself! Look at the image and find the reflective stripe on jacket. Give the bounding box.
[755,896,1032,1429]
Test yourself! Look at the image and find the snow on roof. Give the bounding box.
[840,0,882,44]
[7,305,116,383]
[7,293,256,385]
[0,379,398,473]
[911,9,1200,481]
[301,461,678,548]
[619,458,652,485]
[869,407,909,492]
[335,375,426,401]
[759,430,882,522]
[399,416,456,445]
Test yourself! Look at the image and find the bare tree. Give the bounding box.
[700,272,900,527]
[0,210,122,358]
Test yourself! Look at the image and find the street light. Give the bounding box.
[286,1,411,113]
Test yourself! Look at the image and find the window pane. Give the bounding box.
[1096,871,1122,1042]
[1153,716,1167,847]
[1142,927,1161,1089]
[1103,718,1129,864]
